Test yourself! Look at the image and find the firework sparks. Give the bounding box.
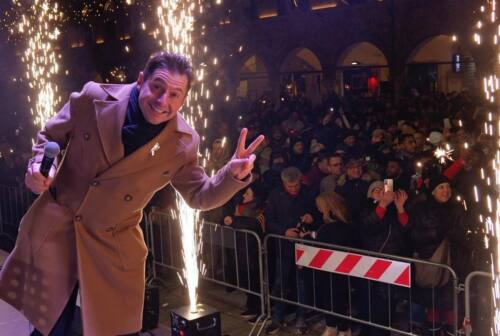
[434,146,454,165]
[171,193,203,313]
[11,0,63,130]
[154,0,223,313]
[473,1,500,333]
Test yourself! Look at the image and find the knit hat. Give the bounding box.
[428,174,450,194]
[428,131,443,146]
[367,180,384,198]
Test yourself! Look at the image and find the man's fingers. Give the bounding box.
[26,162,53,193]
[242,154,256,171]
[235,128,248,158]
[48,165,57,179]
[243,135,265,157]
[44,166,57,186]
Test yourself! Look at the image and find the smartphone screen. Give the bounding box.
[384,179,393,192]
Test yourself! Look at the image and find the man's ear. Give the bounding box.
[137,71,144,89]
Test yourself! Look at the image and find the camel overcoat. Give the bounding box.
[0,82,250,335]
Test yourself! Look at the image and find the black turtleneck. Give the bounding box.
[121,86,167,157]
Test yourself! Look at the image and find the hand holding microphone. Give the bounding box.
[25,142,60,194]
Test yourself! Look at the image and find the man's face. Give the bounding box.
[386,161,402,178]
[293,142,304,155]
[137,68,188,125]
[371,133,383,144]
[413,132,425,151]
[402,136,416,154]
[328,157,343,177]
[283,180,301,196]
[346,163,362,179]
[344,135,356,147]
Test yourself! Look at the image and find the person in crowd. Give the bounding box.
[288,138,311,173]
[407,175,470,335]
[361,180,408,255]
[384,157,411,192]
[412,131,426,153]
[264,166,317,335]
[395,133,417,177]
[337,131,363,158]
[336,157,369,235]
[303,152,330,195]
[281,110,305,135]
[320,153,344,193]
[223,183,265,322]
[301,191,352,336]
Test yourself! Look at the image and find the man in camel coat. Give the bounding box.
[0,51,264,335]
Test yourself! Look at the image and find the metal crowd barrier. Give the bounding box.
[0,184,34,247]
[263,234,459,336]
[145,209,269,336]
[145,209,490,336]
[464,271,492,336]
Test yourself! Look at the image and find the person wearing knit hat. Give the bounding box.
[427,174,451,203]
[427,131,443,146]
[407,172,467,333]
[367,180,384,198]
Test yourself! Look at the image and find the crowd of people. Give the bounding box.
[0,86,494,335]
[203,89,492,336]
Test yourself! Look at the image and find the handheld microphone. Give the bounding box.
[40,142,60,177]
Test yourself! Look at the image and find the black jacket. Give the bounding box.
[407,197,471,277]
[335,178,369,220]
[360,200,407,256]
[315,219,352,248]
[264,185,317,235]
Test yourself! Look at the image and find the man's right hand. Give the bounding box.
[285,228,299,238]
[25,162,56,194]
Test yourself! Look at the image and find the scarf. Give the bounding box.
[121,86,167,156]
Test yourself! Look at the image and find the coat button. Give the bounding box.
[124,194,133,201]
[91,181,100,187]
[83,132,90,141]
[74,215,82,222]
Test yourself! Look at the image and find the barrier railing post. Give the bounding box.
[146,210,268,336]
[464,271,492,336]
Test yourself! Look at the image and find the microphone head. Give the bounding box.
[44,142,61,159]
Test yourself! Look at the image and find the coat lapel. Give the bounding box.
[94,83,133,166]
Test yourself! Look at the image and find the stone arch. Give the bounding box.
[236,55,271,100]
[279,47,324,103]
[406,34,473,93]
[336,42,390,96]
[337,42,389,67]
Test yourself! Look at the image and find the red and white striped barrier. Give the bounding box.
[295,243,411,288]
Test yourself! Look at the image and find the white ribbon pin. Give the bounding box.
[150,142,160,157]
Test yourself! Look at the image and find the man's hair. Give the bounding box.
[143,51,194,92]
[328,153,343,161]
[281,166,302,183]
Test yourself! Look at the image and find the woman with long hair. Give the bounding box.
[302,192,352,336]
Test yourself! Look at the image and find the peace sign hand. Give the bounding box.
[229,128,265,180]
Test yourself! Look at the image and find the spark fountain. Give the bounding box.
[11,0,62,131]
[153,1,222,334]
